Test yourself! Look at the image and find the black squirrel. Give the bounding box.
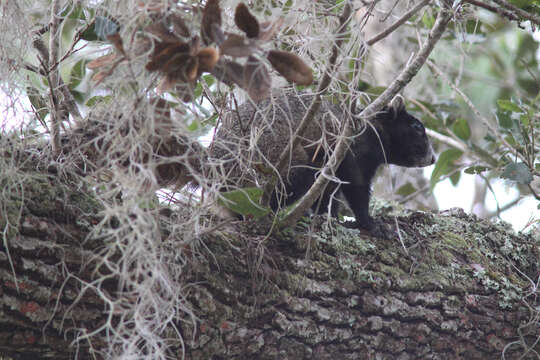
[210,91,435,231]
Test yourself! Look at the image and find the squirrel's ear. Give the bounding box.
[389,95,405,118]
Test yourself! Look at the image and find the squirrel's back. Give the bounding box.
[209,90,435,231]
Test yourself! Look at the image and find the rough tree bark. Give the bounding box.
[1,164,539,360]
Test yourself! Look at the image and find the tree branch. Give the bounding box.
[426,59,529,165]
[261,2,353,206]
[48,0,62,156]
[367,0,432,46]
[490,0,540,26]
[462,0,519,22]
[281,3,454,229]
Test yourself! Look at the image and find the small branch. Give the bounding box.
[462,0,519,22]
[48,0,62,156]
[261,2,353,206]
[281,3,454,228]
[425,128,467,152]
[485,196,523,219]
[527,183,540,201]
[33,42,83,127]
[367,0,432,46]
[490,0,540,27]
[426,59,529,165]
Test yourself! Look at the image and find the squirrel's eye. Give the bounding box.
[411,121,424,133]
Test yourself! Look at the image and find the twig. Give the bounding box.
[426,59,529,165]
[462,0,519,22]
[367,0,432,46]
[33,38,84,125]
[485,196,523,219]
[491,0,540,27]
[48,0,62,156]
[425,128,467,152]
[281,3,454,229]
[261,2,353,206]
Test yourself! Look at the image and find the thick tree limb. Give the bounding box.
[0,167,539,359]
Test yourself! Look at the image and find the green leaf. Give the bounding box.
[396,182,416,197]
[187,119,200,132]
[68,59,87,90]
[496,109,512,129]
[497,99,522,113]
[365,86,387,100]
[81,22,98,41]
[464,166,490,174]
[500,162,533,184]
[202,74,215,87]
[449,171,461,186]
[464,20,484,35]
[218,188,270,218]
[85,95,112,107]
[60,3,86,20]
[452,118,471,141]
[26,88,49,121]
[422,12,435,29]
[193,82,203,99]
[430,149,463,188]
[508,0,531,8]
[510,119,527,146]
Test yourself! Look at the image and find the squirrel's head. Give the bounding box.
[379,96,436,167]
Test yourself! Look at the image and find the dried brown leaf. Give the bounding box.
[162,52,195,78]
[91,67,115,85]
[234,3,259,39]
[107,33,126,57]
[157,76,176,93]
[144,22,179,43]
[87,52,119,69]
[184,56,199,82]
[258,18,284,42]
[189,36,201,56]
[137,0,167,13]
[169,13,190,37]
[210,60,244,87]
[243,56,270,101]
[219,34,253,58]
[146,43,190,72]
[211,23,225,45]
[201,0,222,44]
[267,50,313,85]
[197,47,219,72]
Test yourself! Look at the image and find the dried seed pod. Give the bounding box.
[244,56,270,101]
[87,53,119,69]
[146,43,190,72]
[197,47,219,73]
[267,50,313,85]
[211,60,244,87]
[169,13,190,37]
[107,33,126,56]
[220,34,254,58]
[201,0,222,44]
[234,3,259,39]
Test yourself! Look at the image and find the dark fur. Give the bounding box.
[211,92,435,230]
